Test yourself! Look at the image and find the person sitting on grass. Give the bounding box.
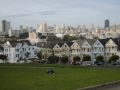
[47,68,55,75]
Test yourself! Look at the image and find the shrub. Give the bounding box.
[109,55,119,63]
[47,56,59,64]
[95,56,104,65]
[82,55,91,61]
[73,56,81,65]
[61,56,69,64]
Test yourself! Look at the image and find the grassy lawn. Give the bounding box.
[0,64,120,90]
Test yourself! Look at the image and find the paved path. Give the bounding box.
[92,83,120,90]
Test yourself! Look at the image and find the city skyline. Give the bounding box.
[0,0,120,27]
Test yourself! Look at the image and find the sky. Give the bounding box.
[0,0,120,28]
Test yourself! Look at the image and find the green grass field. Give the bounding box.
[0,64,120,90]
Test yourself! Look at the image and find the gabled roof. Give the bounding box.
[86,39,96,46]
[57,42,64,47]
[98,38,120,50]
[76,39,86,47]
[112,38,120,51]
[98,39,109,46]
[66,42,74,47]
[18,40,32,46]
[9,40,18,47]
[7,40,32,47]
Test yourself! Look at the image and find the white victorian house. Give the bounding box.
[68,41,81,58]
[93,39,105,61]
[4,40,37,63]
[61,42,71,57]
[81,40,94,60]
[53,43,63,57]
[105,39,117,61]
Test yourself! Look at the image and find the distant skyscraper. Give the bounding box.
[0,20,11,35]
[104,19,110,29]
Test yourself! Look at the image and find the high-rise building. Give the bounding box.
[36,22,48,33]
[104,19,110,29]
[0,20,11,35]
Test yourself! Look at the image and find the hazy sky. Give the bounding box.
[0,0,120,27]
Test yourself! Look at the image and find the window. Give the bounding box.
[5,49,8,52]
[87,48,89,52]
[33,47,34,50]
[16,54,19,57]
[99,47,101,52]
[16,49,19,52]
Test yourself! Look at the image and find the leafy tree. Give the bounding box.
[61,56,69,64]
[19,32,29,39]
[82,55,91,61]
[63,35,79,42]
[109,55,119,63]
[47,56,59,64]
[73,56,81,64]
[0,55,7,63]
[37,51,42,60]
[95,56,104,65]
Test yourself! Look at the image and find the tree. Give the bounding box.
[61,56,69,64]
[19,32,29,39]
[47,56,59,64]
[37,51,42,60]
[63,35,79,42]
[73,56,81,65]
[82,55,91,61]
[95,56,104,65]
[0,55,7,63]
[109,55,119,64]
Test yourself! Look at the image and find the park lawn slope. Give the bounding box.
[0,65,120,90]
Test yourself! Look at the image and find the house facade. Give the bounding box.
[61,42,71,57]
[81,40,93,59]
[53,43,63,57]
[69,41,81,58]
[4,40,37,63]
[105,39,118,61]
[93,40,105,61]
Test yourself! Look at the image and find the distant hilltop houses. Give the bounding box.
[0,19,120,64]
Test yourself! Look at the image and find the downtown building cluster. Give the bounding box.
[0,19,120,63]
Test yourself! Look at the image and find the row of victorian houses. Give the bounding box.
[38,38,120,63]
[0,40,38,63]
[0,38,120,63]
